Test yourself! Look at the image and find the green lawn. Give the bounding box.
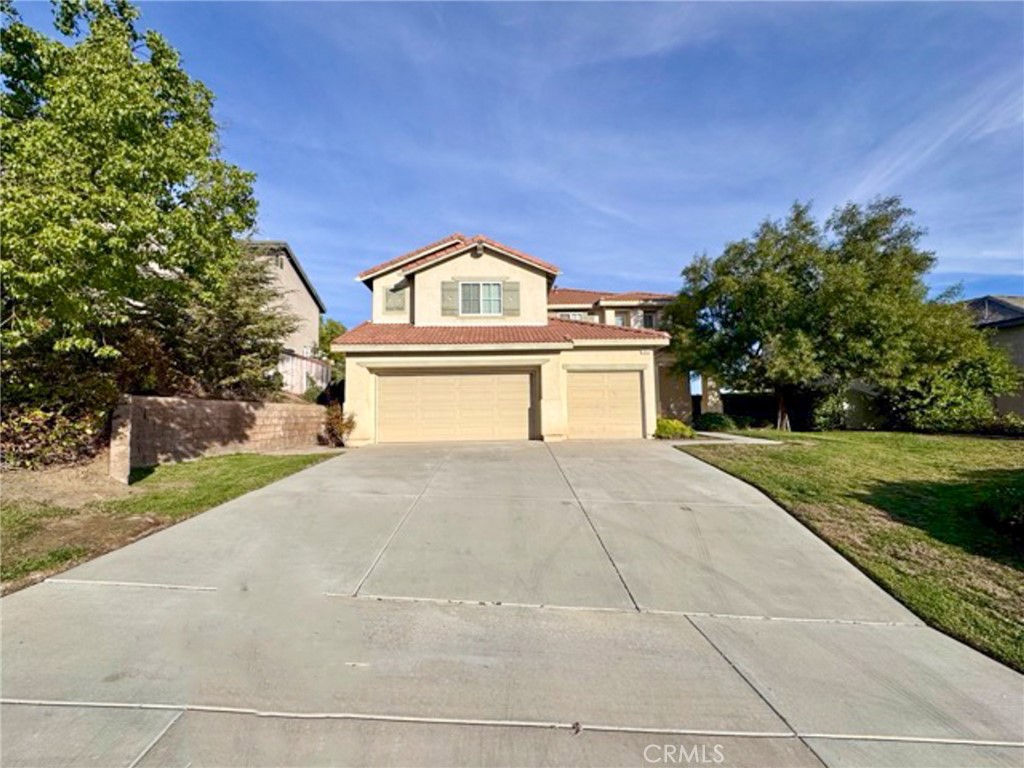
[680,431,1024,672]
[1,452,335,591]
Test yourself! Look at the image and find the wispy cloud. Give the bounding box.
[848,70,1023,201]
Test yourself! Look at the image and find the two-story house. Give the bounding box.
[246,240,330,394]
[332,233,672,445]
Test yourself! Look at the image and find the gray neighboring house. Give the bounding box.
[246,240,330,394]
[966,294,1024,416]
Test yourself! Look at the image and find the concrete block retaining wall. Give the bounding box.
[109,395,325,482]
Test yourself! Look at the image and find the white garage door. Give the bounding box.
[377,371,533,443]
[567,371,643,439]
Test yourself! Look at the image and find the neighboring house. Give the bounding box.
[548,288,695,420]
[246,240,330,394]
[332,233,671,445]
[547,287,673,328]
[966,295,1024,416]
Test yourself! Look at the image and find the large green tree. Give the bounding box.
[1,0,256,376]
[1,0,273,410]
[667,197,1017,430]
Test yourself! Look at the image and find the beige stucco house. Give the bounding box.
[332,234,674,445]
[247,240,330,393]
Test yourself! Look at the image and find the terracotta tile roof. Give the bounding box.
[601,291,675,303]
[334,318,668,347]
[357,233,466,280]
[547,287,614,306]
[547,288,675,307]
[358,233,560,281]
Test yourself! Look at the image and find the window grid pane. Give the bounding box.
[482,283,502,314]
[461,283,481,314]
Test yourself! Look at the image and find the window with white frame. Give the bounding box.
[460,282,502,315]
[614,311,629,326]
[559,312,586,321]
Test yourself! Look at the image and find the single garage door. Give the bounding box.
[567,371,643,439]
[377,371,533,443]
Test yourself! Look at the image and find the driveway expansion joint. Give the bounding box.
[127,709,183,768]
[45,578,218,592]
[544,443,640,611]
[351,447,454,596]
[683,615,828,767]
[333,592,924,627]
[6,700,1021,749]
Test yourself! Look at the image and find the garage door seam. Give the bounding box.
[684,616,830,768]
[544,444,640,612]
[351,448,453,596]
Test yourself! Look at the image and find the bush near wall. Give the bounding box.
[0,408,106,469]
[693,413,737,432]
[654,418,696,439]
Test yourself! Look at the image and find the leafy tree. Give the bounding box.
[666,197,1017,430]
[1,0,256,368]
[157,249,298,399]
[318,317,347,382]
[873,300,1020,432]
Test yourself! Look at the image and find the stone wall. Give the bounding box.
[109,395,325,483]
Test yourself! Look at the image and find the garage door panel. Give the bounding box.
[568,372,643,439]
[378,372,532,443]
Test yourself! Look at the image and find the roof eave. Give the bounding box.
[570,337,670,348]
[246,239,326,313]
[357,237,464,283]
[333,341,574,353]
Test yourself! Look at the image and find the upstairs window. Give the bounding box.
[642,311,658,329]
[559,312,586,321]
[614,311,630,327]
[460,282,502,315]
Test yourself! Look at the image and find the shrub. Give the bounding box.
[323,402,356,446]
[655,418,696,439]
[693,412,737,432]
[302,375,322,404]
[977,414,1024,438]
[0,407,105,469]
[976,486,1024,550]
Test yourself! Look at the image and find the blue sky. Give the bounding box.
[19,1,1024,328]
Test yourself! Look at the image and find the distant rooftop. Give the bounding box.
[965,295,1024,328]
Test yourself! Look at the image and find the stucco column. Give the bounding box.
[344,361,376,446]
[641,350,658,437]
[539,358,566,441]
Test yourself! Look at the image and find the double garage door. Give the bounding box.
[378,371,533,443]
[376,369,642,443]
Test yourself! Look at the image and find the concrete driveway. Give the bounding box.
[2,442,1022,767]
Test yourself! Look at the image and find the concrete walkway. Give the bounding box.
[2,442,1021,767]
